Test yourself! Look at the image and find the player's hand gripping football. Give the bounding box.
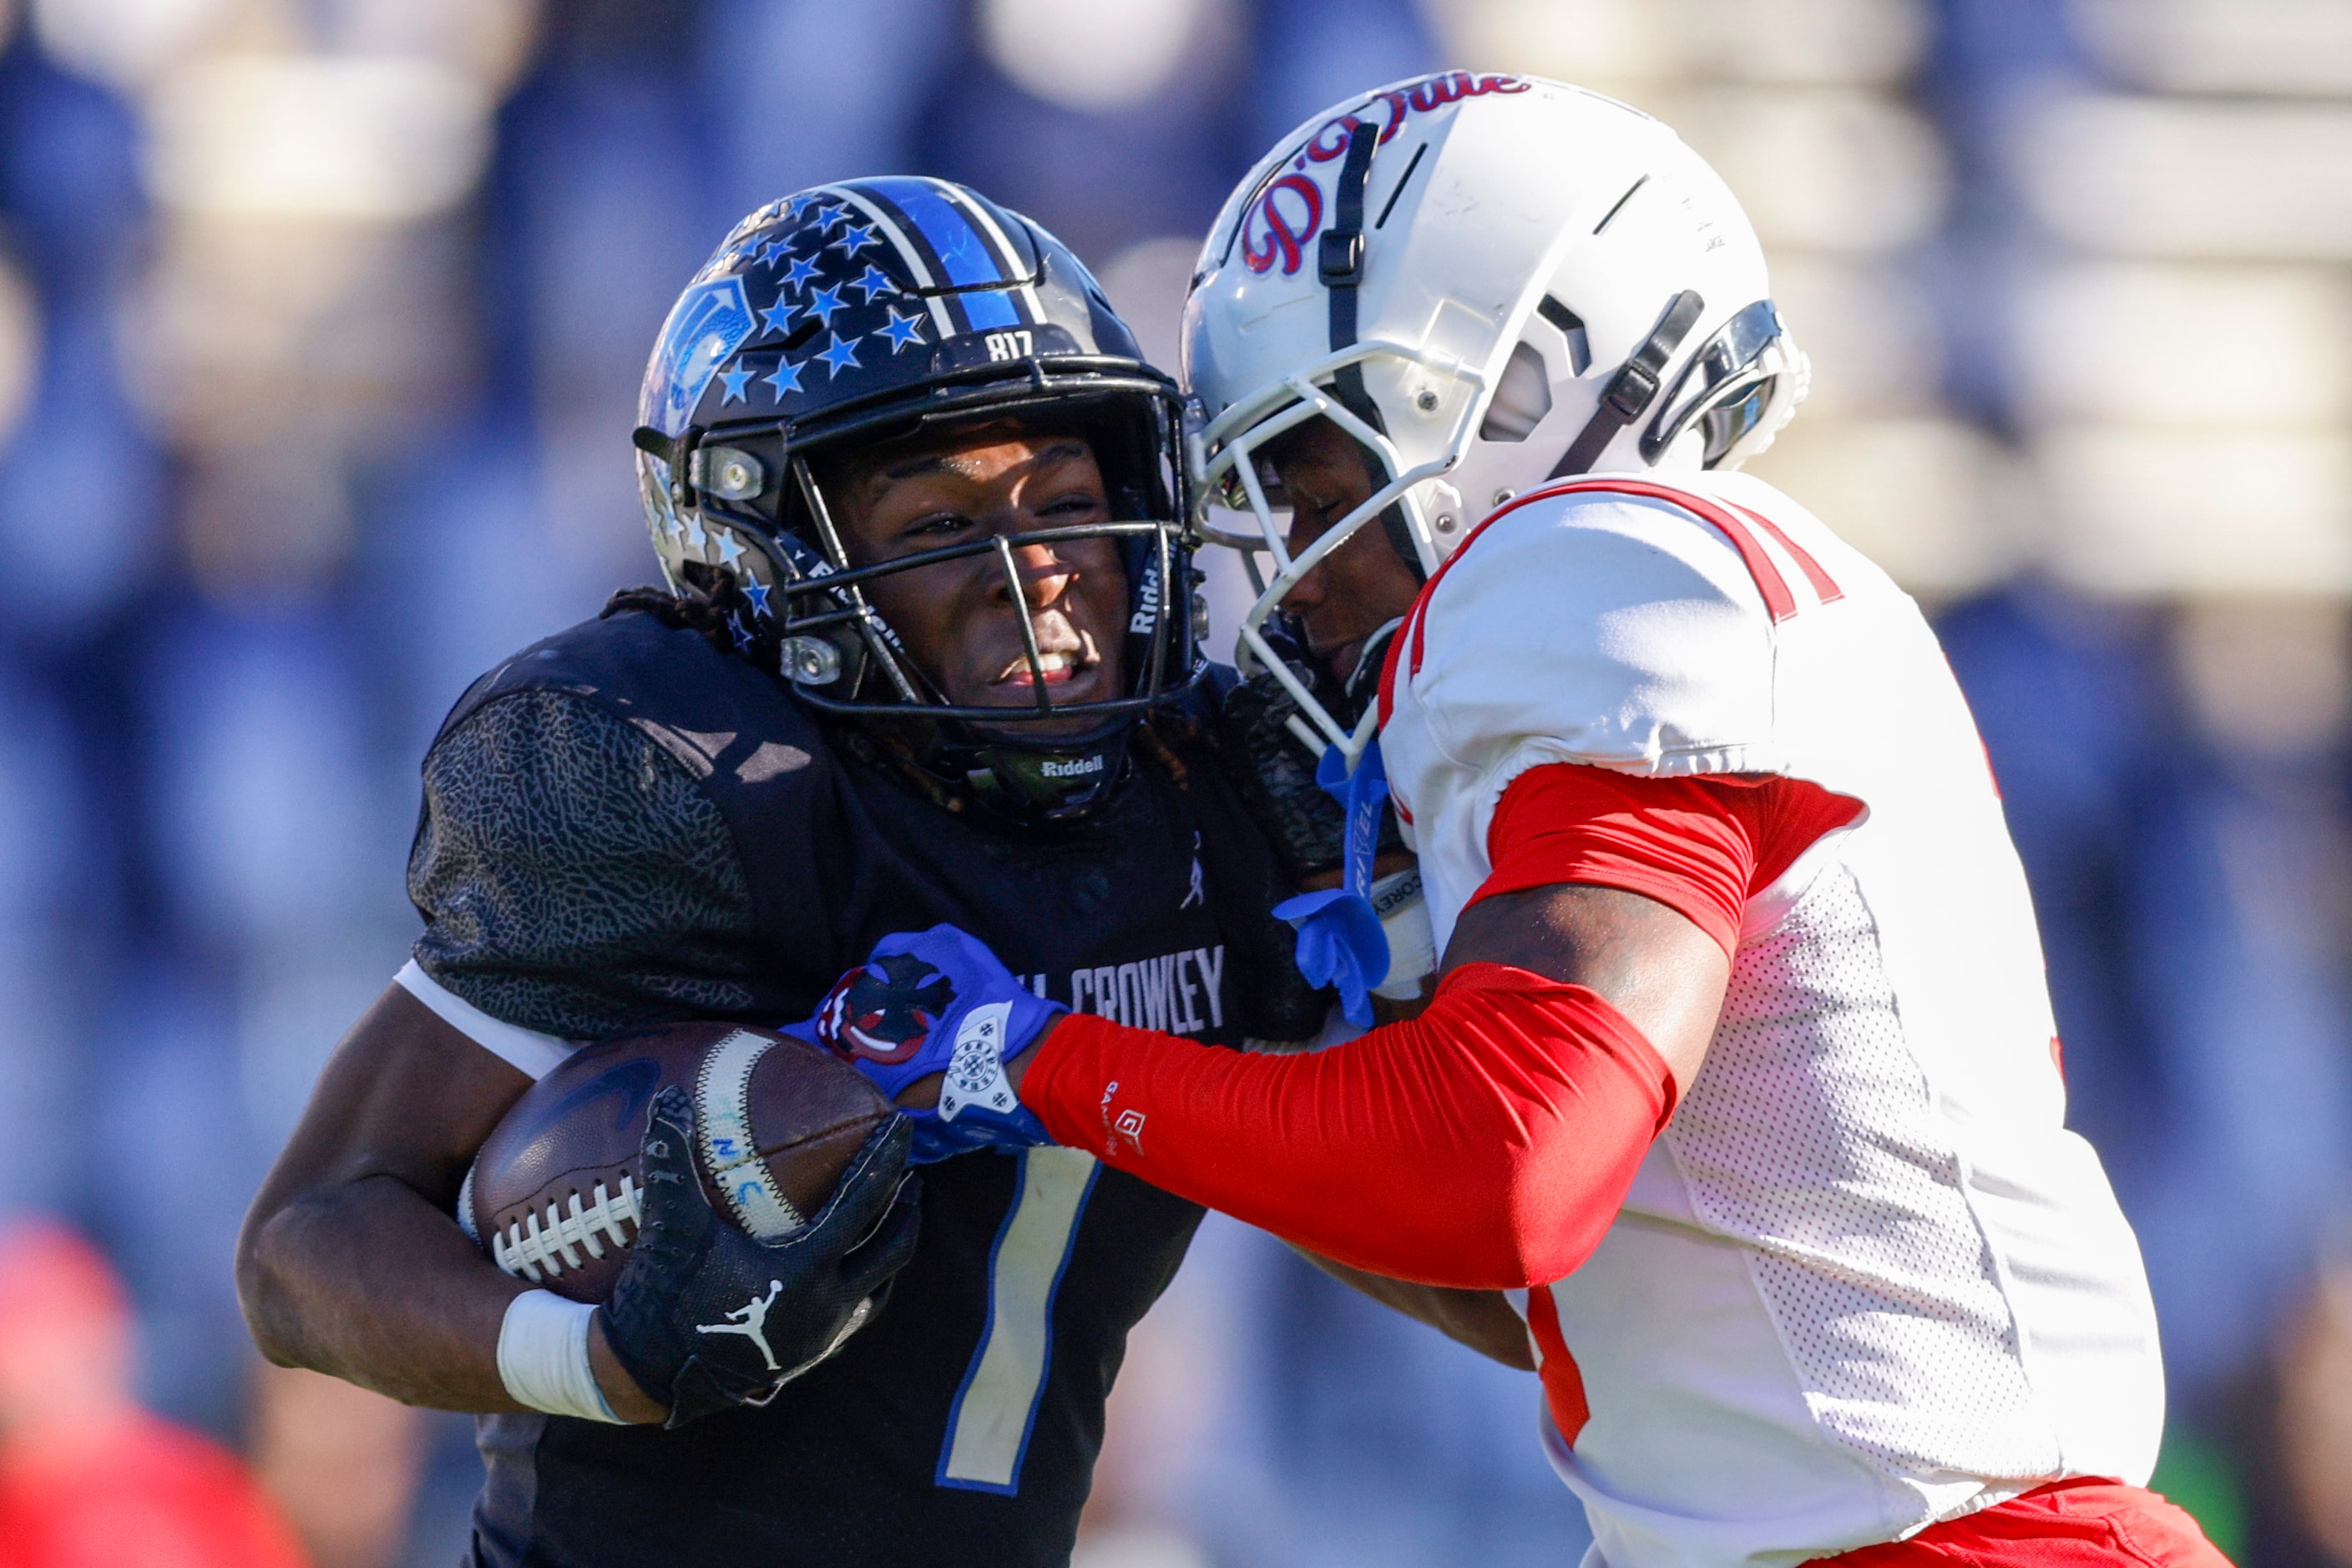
[600,1087,919,1428]
[802,924,1066,1161]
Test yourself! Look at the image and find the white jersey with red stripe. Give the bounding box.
[1376,468,2162,1565]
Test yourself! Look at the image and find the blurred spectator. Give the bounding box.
[0,1221,306,1568]
[250,1363,427,1568]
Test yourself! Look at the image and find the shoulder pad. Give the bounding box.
[438,610,827,783]
[1397,483,1778,777]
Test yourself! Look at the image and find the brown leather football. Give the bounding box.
[461,1021,893,1304]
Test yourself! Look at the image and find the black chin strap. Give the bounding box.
[1322,121,1377,352]
[1319,120,1426,582]
[1550,288,1705,479]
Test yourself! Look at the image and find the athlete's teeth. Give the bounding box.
[1036,653,1068,673]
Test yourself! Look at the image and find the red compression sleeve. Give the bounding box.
[1475,766,1864,957]
[1021,964,1676,1288]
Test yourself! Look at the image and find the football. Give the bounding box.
[460,1021,893,1304]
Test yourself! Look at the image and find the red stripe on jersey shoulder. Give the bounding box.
[1726,498,1843,605]
[1379,477,1818,726]
[1565,478,1797,620]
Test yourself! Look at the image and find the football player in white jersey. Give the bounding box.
[803,75,2231,1565]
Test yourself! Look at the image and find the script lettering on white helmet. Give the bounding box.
[1188,73,1806,764]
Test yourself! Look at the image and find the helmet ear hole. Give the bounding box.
[1479,341,1553,443]
[1535,296,1589,376]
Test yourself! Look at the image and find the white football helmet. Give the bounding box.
[1182,73,1808,760]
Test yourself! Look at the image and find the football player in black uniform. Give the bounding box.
[235,180,1321,1567]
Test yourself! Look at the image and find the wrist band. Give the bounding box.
[497,1289,624,1424]
[1369,867,1435,1001]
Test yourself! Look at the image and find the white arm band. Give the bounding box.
[497,1289,625,1424]
[1369,867,1436,1001]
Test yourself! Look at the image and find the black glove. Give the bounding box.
[602,1086,920,1428]
[1213,641,1406,888]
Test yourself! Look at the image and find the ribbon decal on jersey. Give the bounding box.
[1272,739,1393,1027]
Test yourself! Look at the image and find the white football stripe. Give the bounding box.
[695,1029,805,1239]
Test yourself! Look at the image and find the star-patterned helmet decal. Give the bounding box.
[814,331,862,377]
[877,308,926,353]
[828,222,883,259]
[802,284,847,328]
[763,357,805,397]
[653,179,1087,433]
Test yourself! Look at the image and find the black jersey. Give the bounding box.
[412,610,1317,1568]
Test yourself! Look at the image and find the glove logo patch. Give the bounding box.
[939,1003,1019,1121]
[695,1278,787,1372]
[818,951,953,1066]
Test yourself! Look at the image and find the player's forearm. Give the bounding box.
[1018,964,1675,1289]
[239,1171,531,1411]
[1294,1248,1535,1369]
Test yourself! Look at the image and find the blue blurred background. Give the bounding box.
[2,0,2348,1562]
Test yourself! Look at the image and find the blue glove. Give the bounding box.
[1272,738,1393,1028]
[799,925,1067,1161]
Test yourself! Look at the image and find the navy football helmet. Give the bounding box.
[631,179,1199,826]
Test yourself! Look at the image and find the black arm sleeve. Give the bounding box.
[407,688,765,1040]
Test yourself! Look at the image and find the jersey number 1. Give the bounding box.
[934,1147,1100,1492]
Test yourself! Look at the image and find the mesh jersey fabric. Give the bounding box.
[1378,470,2164,1563]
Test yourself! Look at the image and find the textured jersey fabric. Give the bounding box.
[1027,964,1675,1287]
[1473,765,1865,957]
[410,688,762,1039]
[1378,471,2166,1563]
[409,611,1317,1568]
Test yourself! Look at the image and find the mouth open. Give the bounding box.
[993,646,1105,696]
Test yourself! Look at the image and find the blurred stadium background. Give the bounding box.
[0,0,2345,1561]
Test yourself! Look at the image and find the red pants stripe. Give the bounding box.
[1823,1479,2232,1567]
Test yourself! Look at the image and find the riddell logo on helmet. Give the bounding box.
[1241,72,1529,277]
[1128,559,1162,635]
[1040,756,1105,779]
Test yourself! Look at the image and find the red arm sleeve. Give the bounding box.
[1019,963,1675,1288]
[1019,766,1858,1287]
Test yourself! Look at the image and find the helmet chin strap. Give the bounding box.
[953,719,1135,829]
[1549,288,1706,480]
